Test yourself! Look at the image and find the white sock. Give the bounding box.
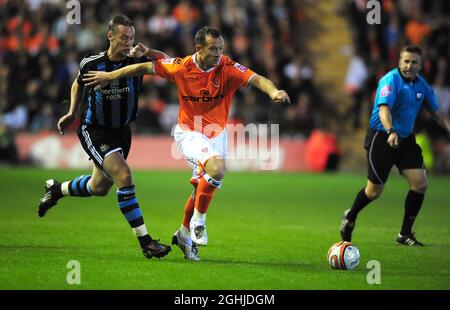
[191,209,206,226]
[61,181,70,196]
[86,179,92,195]
[179,225,191,240]
[132,224,148,237]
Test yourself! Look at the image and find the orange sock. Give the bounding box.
[195,177,217,214]
[182,195,195,229]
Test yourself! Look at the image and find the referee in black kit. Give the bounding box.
[340,45,450,246]
[37,15,172,259]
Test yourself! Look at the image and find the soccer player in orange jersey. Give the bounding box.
[83,26,290,260]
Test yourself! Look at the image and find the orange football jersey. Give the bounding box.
[154,54,256,138]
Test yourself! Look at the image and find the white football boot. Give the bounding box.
[190,222,208,246]
[172,229,200,261]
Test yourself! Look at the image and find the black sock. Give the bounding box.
[117,185,153,248]
[346,188,373,222]
[400,190,425,236]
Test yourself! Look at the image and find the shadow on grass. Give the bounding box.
[200,258,307,270]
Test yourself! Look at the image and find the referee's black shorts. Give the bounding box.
[77,124,132,169]
[364,128,424,185]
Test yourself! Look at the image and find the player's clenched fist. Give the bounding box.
[271,90,291,104]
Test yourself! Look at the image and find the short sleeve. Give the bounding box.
[76,53,95,86]
[226,60,256,91]
[375,73,397,108]
[154,57,183,82]
[76,65,88,86]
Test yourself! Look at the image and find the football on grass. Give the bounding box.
[327,241,360,270]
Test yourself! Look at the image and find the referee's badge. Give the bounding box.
[416,92,422,100]
[380,85,392,97]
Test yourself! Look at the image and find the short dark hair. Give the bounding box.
[108,15,134,33]
[400,45,422,59]
[194,26,221,46]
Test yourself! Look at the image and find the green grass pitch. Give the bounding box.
[0,167,449,289]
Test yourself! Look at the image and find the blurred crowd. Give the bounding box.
[341,0,450,172]
[1,0,449,170]
[0,0,318,145]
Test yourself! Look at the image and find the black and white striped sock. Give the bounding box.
[117,185,152,247]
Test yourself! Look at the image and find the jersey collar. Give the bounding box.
[106,50,127,64]
[193,53,221,73]
[397,67,418,83]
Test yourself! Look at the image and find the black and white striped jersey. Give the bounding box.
[77,51,148,129]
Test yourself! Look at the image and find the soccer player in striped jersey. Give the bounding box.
[83,27,291,260]
[37,15,172,259]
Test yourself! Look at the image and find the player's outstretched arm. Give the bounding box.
[250,74,291,104]
[431,110,450,135]
[128,43,171,60]
[57,79,83,135]
[82,62,155,88]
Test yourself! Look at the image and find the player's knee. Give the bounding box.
[208,167,225,180]
[107,163,133,187]
[205,159,226,180]
[114,169,133,187]
[412,181,428,193]
[368,192,382,200]
[366,187,383,200]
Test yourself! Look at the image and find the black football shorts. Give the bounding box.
[364,129,424,184]
[77,124,132,168]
